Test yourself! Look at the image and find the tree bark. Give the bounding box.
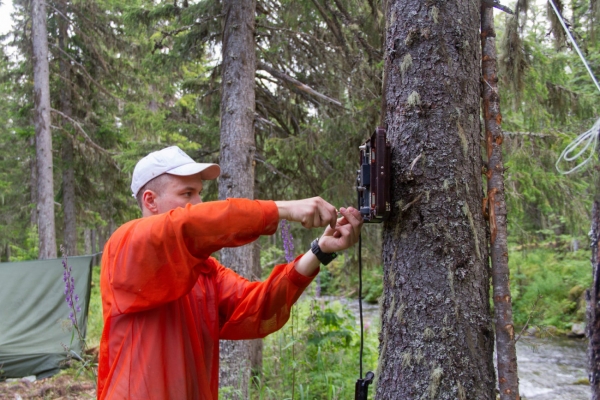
[376,0,495,398]
[587,200,600,399]
[217,0,257,397]
[250,241,263,380]
[32,0,57,259]
[84,228,92,255]
[59,0,77,256]
[29,137,38,227]
[481,5,520,399]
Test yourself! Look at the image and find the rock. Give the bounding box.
[570,322,586,337]
[525,326,538,336]
[545,325,559,335]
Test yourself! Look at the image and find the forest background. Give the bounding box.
[0,0,599,398]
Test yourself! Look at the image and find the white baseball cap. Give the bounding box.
[131,146,220,196]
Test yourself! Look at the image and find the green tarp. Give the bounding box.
[0,256,94,379]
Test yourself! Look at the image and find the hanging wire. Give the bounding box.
[556,118,600,174]
[548,0,600,93]
[358,233,364,379]
[548,0,600,175]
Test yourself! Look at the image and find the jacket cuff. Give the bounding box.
[287,254,320,287]
[255,200,279,235]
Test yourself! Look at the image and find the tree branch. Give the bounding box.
[330,0,382,60]
[152,14,224,53]
[49,43,119,101]
[50,108,119,170]
[254,153,293,181]
[257,62,344,108]
[503,130,554,138]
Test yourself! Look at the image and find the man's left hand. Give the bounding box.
[317,207,363,253]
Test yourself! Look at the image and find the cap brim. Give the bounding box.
[167,163,221,181]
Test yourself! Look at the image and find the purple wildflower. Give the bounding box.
[61,249,80,326]
[280,219,295,263]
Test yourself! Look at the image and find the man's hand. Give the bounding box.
[294,206,363,277]
[275,197,338,229]
[318,207,363,253]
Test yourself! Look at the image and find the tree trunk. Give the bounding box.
[98,225,106,254]
[481,5,520,400]
[587,200,600,399]
[91,228,96,255]
[376,1,495,398]
[29,137,38,227]
[32,0,57,259]
[217,0,257,397]
[84,228,92,255]
[59,1,77,256]
[250,241,263,381]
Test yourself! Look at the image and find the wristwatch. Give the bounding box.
[310,238,338,266]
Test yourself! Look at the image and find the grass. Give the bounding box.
[86,266,103,348]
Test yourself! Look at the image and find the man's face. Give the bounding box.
[151,174,204,215]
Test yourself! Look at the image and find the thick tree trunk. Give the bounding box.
[59,2,77,256]
[32,0,57,259]
[587,200,600,398]
[481,5,520,400]
[217,0,257,397]
[376,1,495,398]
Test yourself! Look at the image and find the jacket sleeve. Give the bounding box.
[217,255,319,340]
[102,199,279,314]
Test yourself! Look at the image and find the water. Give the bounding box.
[316,296,591,399]
[516,336,589,400]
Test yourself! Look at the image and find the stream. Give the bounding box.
[516,336,588,399]
[317,296,590,399]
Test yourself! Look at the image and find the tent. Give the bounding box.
[0,256,94,379]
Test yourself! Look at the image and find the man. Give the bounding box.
[97,146,363,399]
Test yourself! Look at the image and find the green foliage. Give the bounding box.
[509,242,591,331]
[86,266,103,347]
[497,0,600,243]
[9,227,39,261]
[254,298,378,399]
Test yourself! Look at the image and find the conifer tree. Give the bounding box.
[217,0,259,395]
[31,0,57,259]
[376,0,495,397]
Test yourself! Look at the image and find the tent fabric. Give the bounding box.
[0,256,94,379]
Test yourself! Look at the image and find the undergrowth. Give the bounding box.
[251,295,379,399]
[509,239,591,332]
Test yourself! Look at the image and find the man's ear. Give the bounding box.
[142,190,159,215]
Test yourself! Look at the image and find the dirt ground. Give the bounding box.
[0,373,96,399]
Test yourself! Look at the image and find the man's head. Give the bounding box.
[132,146,220,217]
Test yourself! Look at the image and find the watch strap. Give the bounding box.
[310,238,338,266]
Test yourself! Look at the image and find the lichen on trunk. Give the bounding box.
[376,0,495,398]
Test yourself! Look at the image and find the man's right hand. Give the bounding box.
[274,197,338,229]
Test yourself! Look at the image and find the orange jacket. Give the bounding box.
[97,199,317,399]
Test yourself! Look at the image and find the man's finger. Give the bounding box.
[339,207,363,242]
[323,203,337,229]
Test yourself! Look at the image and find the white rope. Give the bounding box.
[548,0,600,174]
[555,118,600,174]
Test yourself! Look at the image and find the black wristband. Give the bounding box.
[310,238,338,266]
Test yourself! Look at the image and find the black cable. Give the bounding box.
[358,233,364,379]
